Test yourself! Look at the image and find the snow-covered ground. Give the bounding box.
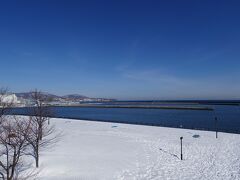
[38,118,240,180]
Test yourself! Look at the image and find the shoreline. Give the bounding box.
[13,115,240,134]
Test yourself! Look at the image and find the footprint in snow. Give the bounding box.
[192,134,200,138]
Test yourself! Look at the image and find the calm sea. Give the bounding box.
[9,103,240,134]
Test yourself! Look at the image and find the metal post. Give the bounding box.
[180,137,183,160]
[215,117,218,138]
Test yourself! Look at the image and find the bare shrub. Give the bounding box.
[0,116,33,180]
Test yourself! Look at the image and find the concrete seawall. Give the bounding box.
[49,104,214,111]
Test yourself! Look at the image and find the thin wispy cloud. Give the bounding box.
[116,67,240,99]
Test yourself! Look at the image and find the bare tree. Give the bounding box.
[0,88,57,176]
[26,90,56,168]
[30,90,52,140]
[24,116,56,169]
[0,116,32,180]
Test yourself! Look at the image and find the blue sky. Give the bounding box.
[0,0,240,100]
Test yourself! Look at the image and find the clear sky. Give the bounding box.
[0,0,240,100]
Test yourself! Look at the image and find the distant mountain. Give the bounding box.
[15,92,115,102]
[62,94,88,99]
[15,92,59,99]
[15,92,33,99]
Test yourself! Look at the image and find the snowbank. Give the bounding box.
[38,118,240,180]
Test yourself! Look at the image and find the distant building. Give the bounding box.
[17,97,35,106]
[0,94,19,104]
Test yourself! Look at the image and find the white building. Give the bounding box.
[0,94,19,104]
